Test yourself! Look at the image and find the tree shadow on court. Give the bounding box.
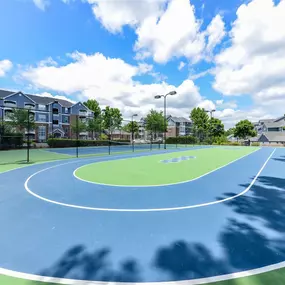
[217,176,285,233]
[153,217,285,284]
[153,240,228,280]
[273,155,285,163]
[31,245,141,284]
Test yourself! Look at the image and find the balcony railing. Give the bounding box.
[79,111,87,116]
[4,102,16,108]
[24,105,36,110]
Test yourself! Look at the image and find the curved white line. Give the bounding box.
[72,148,261,188]
[0,257,284,285]
[24,149,275,212]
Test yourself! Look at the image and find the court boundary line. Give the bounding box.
[72,148,261,187]
[0,248,284,285]
[24,148,275,212]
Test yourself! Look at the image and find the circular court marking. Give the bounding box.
[24,148,274,212]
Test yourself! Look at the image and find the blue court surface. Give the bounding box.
[1,146,285,284]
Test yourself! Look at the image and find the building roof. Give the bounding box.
[264,121,285,128]
[274,115,285,122]
[260,132,285,142]
[168,116,191,123]
[26,94,74,108]
[0,89,74,108]
[0,89,16,99]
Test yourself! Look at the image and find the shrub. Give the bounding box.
[0,132,24,150]
[251,142,260,146]
[47,138,130,148]
[166,135,197,145]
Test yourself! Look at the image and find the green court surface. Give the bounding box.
[74,147,259,186]
[0,149,72,173]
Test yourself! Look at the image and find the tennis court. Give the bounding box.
[1,145,285,285]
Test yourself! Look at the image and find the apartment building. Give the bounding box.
[166,115,192,138]
[0,89,94,142]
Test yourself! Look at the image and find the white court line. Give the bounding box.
[24,148,275,212]
[0,245,285,285]
[72,148,261,187]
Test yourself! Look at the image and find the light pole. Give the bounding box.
[102,109,111,155]
[131,114,138,152]
[154,91,177,149]
[205,109,216,144]
[205,109,216,119]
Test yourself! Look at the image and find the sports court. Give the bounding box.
[1,145,285,285]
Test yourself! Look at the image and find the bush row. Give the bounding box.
[47,138,130,148]
[0,133,24,150]
[166,136,198,145]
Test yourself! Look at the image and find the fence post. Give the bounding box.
[27,109,30,163]
[76,115,79,158]
[0,104,3,149]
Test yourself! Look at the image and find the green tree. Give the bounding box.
[71,119,87,136]
[190,107,209,142]
[86,116,103,140]
[7,108,36,134]
[83,99,101,118]
[122,121,139,139]
[234,120,257,140]
[102,106,123,139]
[145,110,165,132]
[209,117,225,139]
[225,127,235,136]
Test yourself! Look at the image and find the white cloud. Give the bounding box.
[213,0,285,104]
[215,99,238,109]
[178,61,186,71]
[206,14,226,53]
[85,0,167,33]
[33,0,49,10]
[36,92,76,104]
[80,0,225,64]
[20,51,214,119]
[0,60,13,77]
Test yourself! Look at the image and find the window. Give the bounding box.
[62,116,69,123]
[38,104,46,110]
[38,114,46,122]
[53,120,59,125]
[65,108,69,114]
[38,126,46,139]
[53,108,59,114]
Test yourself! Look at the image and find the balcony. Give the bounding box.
[79,110,87,116]
[4,101,16,108]
[24,104,35,110]
[25,129,36,134]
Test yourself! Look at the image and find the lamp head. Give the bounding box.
[154,95,162,99]
[167,91,177,96]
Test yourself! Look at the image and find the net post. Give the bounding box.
[0,101,3,150]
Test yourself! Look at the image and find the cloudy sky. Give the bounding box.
[0,0,284,128]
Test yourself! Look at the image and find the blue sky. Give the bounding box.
[0,0,284,127]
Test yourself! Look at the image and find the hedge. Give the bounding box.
[47,138,130,148]
[166,136,197,145]
[0,133,24,150]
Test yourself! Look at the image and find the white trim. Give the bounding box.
[53,128,65,134]
[73,148,261,188]
[24,148,274,212]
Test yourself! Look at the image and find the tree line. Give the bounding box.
[0,99,257,143]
